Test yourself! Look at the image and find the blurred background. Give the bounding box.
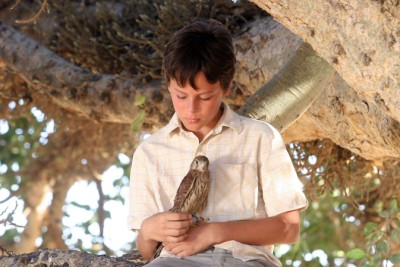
[0,1,399,266]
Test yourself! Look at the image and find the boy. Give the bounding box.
[128,19,308,267]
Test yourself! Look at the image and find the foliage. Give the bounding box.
[276,140,400,266]
[46,0,266,82]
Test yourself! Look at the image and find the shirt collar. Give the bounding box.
[165,102,242,136]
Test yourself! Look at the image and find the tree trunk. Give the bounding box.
[12,178,50,254]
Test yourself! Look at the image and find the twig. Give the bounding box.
[10,0,21,10]
[11,0,50,24]
[0,189,21,204]
[0,201,25,228]
[0,245,14,256]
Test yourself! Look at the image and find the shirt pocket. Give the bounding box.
[211,163,258,221]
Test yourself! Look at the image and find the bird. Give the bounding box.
[151,155,210,261]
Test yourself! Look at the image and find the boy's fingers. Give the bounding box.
[164,234,187,243]
[166,228,189,237]
[166,220,191,230]
[165,212,191,221]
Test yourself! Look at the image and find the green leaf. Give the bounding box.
[390,199,398,214]
[70,201,91,211]
[376,240,388,253]
[369,230,385,244]
[391,229,399,242]
[346,248,365,260]
[364,222,377,236]
[391,253,400,264]
[131,110,146,131]
[379,210,391,218]
[133,94,146,106]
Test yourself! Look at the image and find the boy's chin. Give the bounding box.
[182,122,203,133]
[183,124,200,132]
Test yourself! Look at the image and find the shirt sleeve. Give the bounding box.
[128,144,158,230]
[260,125,308,217]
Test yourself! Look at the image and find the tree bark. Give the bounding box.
[283,74,400,160]
[1,8,400,161]
[0,21,169,125]
[0,249,146,267]
[232,15,400,160]
[12,178,50,254]
[238,42,335,132]
[41,176,75,250]
[250,0,400,122]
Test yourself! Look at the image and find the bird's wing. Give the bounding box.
[170,171,198,212]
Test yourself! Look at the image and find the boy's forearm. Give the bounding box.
[210,210,301,246]
[136,230,158,261]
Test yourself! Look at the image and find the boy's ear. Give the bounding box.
[224,80,233,96]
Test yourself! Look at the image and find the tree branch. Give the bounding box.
[238,42,336,131]
[41,176,75,250]
[0,249,146,266]
[87,164,106,240]
[0,22,166,124]
[0,245,14,256]
[250,0,400,122]
[0,201,24,228]
[12,0,49,24]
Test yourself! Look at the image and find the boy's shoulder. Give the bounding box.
[139,124,172,145]
[235,112,277,138]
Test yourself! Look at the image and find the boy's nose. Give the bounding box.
[187,98,199,113]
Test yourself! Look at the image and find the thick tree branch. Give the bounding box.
[238,42,335,131]
[250,0,400,122]
[283,75,400,160]
[0,21,166,124]
[0,249,146,266]
[233,17,400,160]
[1,15,400,159]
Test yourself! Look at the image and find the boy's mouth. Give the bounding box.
[185,118,200,124]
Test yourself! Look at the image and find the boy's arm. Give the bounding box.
[163,209,301,258]
[212,209,301,245]
[136,211,193,261]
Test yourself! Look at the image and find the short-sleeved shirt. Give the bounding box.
[128,102,308,266]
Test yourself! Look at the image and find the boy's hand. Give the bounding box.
[141,211,192,243]
[163,222,215,258]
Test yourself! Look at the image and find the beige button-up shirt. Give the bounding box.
[128,102,308,266]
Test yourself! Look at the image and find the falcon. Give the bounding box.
[151,155,210,260]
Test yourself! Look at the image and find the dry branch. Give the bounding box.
[11,0,49,24]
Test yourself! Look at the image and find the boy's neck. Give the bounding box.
[191,104,225,142]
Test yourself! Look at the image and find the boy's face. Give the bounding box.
[168,72,230,141]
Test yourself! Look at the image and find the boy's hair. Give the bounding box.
[163,19,236,91]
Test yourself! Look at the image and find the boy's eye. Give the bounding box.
[177,95,186,100]
[200,97,212,101]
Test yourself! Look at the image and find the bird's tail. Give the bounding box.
[151,242,164,261]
